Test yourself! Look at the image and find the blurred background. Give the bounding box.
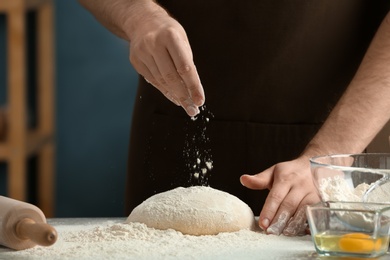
[0,0,138,217]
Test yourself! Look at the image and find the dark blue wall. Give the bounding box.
[0,0,139,217]
[55,0,138,217]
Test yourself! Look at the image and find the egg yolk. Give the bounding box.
[339,233,381,253]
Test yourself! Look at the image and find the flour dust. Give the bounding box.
[184,105,214,186]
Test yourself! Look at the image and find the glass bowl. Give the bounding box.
[306,201,390,258]
[310,153,390,203]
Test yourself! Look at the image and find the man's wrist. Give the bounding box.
[122,0,168,41]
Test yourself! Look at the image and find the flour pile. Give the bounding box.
[318,175,370,202]
[316,175,390,231]
[318,174,390,204]
[0,219,314,260]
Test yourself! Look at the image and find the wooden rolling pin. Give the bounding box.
[0,196,57,250]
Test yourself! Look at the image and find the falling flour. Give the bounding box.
[0,219,314,260]
[184,106,214,186]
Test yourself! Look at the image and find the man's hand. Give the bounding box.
[78,0,205,117]
[126,4,205,116]
[240,156,320,236]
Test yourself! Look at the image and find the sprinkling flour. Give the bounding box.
[0,219,314,260]
[184,105,214,185]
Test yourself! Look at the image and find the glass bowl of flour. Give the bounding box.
[306,201,390,258]
[310,153,390,204]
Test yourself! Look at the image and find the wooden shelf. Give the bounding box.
[0,0,51,12]
[0,0,55,217]
[0,132,54,160]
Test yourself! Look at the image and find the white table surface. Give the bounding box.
[0,218,389,260]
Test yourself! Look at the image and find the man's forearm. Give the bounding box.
[304,11,390,157]
[78,0,165,41]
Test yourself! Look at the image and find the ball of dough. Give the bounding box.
[126,186,255,235]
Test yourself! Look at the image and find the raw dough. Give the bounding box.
[126,186,255,235]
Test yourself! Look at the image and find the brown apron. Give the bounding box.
[125,1,390,215]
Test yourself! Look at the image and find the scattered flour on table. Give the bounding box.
[0,221,314,260]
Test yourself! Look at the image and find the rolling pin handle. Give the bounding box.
[15,218,58,246]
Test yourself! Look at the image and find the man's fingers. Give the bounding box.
[129,21,204,116]
[240,175,269,190]
[154,48,189,96]
[132,52,200,116]
[283,193,320,236]
[131,56,182,106]
[168,39,205,107]
[282,204,308,236]
[130,50,166,86]
[258,181,292,233]
[163,91,181,106]
[149,47,202,117]
[259,176,319,235]
[265,210,292,235]
[240,166,274,190]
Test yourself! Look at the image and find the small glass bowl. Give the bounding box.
[306,201,390,258]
